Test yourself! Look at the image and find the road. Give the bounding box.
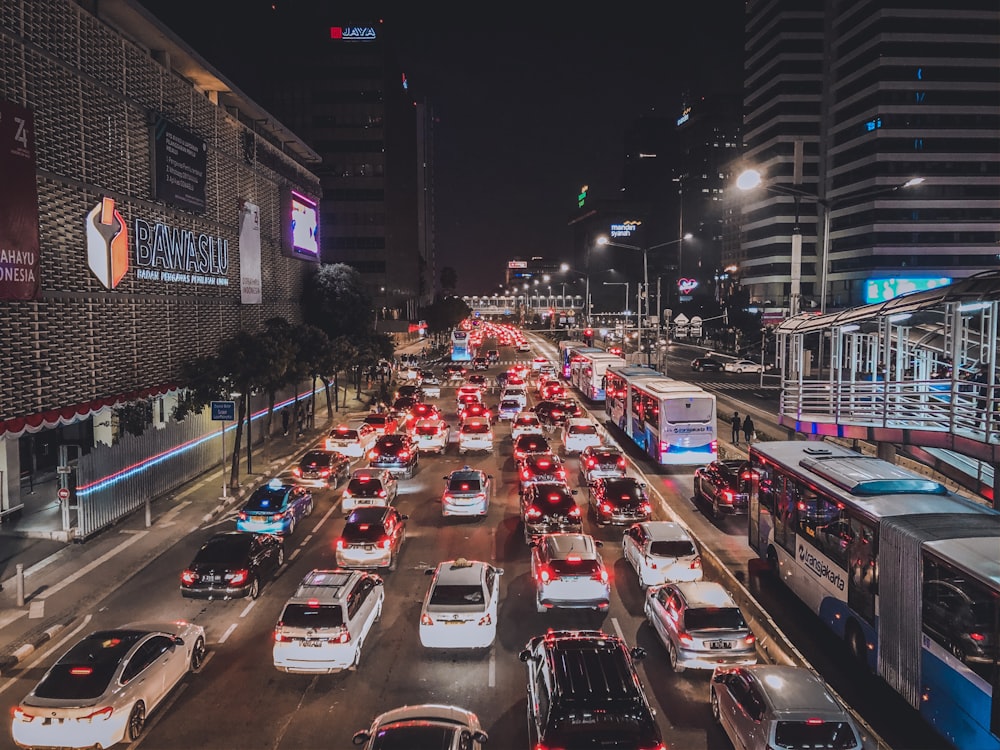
[0,336,947,750]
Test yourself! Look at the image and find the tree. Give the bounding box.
[217,330,273,488]
[419,295,471,337]
[301,263,375,342]
[327,335,358,410]
[259,318,302,441]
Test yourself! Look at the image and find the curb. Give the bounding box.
[0,618,73,676]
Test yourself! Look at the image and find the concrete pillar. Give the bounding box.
[0,438,21,513]
[877,441,896,464]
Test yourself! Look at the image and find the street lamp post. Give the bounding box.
[603,281,630,342]
[736,169,924,315]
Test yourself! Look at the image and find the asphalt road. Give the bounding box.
[0,337,948,750]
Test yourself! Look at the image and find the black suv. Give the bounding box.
[513,433,551,461]
[519,630,662,749]
[691,357,724,372]
[368,434,418,479]
[293,449,351,489]
[588,476,653,526]
[533,399,577,429]
[520,482,581,543]
[180,531,284,600]
[471,356,489,371]
[693,459,750,518]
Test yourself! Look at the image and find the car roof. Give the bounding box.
[638,521,692,542]
[544,533,596,558]
[346,506,392,523]
[434,559,487,585]
[352,468,387,479]
[448,468,484,480]
[515,411,540,421]
[742,666,845,714]
[288,569,357,604]
[672,581,735,608]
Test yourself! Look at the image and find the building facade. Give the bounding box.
[0,0,321,527]
[738,0,1000,314]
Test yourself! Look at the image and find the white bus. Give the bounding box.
[557,340,592,379]
[604,367,717,465]
[570,351,626,401]
[745,441,1000,750]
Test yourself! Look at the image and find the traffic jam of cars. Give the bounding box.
[12,319,865,750]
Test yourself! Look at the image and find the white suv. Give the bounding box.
[511,411,544,442]
[530,532,610,613]
[458,418,494,455]
[500,386,528,410]
[560,417,603,455]
[272,569,384,673]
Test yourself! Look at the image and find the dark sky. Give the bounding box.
[138,1,745,295]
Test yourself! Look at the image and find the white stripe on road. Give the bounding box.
[0,615,93,696]
[240,600,256,618]
[610,617,625,641]
[219,623,238,643]
[38,532,148,600]
[489,645,496,688]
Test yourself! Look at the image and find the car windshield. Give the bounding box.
[244,487,288,511]
[194,535,249,562]
[774,720,858,750]
[280,603,344,629]
[501,400,520,410]
[684,607,747,631]
[570,424,597,434]
[301,451,332,465]
[448,478,482,492]
[331,429,358,441]
[370,725,456,749]
[415,424,441,436]
[344,521,388,542]
[462,423,490,434]
[35,631,145,700]
[429,584,485,606]
[550,558,600,576]
[648,540,696,558]
[346,478,384,496]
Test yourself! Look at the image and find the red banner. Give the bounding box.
[0,99,40,300]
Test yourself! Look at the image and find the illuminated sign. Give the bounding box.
[677,278,699,295]
[676,106,692,127]
[578,185,589,208]
[290,191,319,258]
[85,198,129,289]
[609,220,641,238]
[508,260,527,269]
[865,277,951,303]
[330,26,377,41]
[133,217,228,286]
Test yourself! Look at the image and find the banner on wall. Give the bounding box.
[151,115,207,213]
[239,201,262,304]
[0,99,41,300]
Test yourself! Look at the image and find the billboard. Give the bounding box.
[282,190,320,262]
[865,277,952,303]
[151,116,207,213]
[0,99,40,300]
[239,201,262,303]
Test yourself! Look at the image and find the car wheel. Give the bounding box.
[287,518,295,536]
[190,636,206,671]
[276,547,285,566]
[711,688,721,724]
[535,595,547,613]
[248,576,260,600]
[847,622,869,668]
[126,701,146,741]
[668,641,685,673]
[712,498,721,519]
[305,500,314,517]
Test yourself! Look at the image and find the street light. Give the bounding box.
[737,169,924,314]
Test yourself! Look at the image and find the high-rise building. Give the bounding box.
[737,0,1000,313]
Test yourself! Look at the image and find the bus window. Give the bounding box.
[643,393,659,429]
[773,477,795,555]
[631,390,643,420]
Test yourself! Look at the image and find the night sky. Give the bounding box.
[138,1,745,295]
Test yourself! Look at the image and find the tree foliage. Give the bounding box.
[301,263,374,341]
[420,295,471,335]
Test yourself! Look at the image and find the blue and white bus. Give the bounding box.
[604,366,717,465]
[557,340,590,379]
[570,351,626,401]
[450,329,472,361]
[745,441,1000,750]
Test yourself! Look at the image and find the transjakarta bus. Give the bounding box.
[604,366,717,465]
[745,441,1000,750]
[571,351,626,401]
[450,329,472,361]
[557,340,591,379]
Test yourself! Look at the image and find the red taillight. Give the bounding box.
[331,629,351,644]
[569,506,581,517]
[539,565,556,583]
[378,489,387,498]
[380,537,392,550]
[238,511,248,521]
[421,613,434,626]
[711,439,718,454]
[368,450,378,460]
[593,568,609,583]
[690,555,702,570]
[81,706,114,721]
[556,469,566,479]
[180,569,197,585]
[970,632,986,642]
[722,489,734,503]
[585,457,596,467]
[335,538,345,550]
[521,468,531,481]
[617,457,627,468]
[640,502,652,515]
[744,633,757,645]
[11,706,36,722]
[274,627,291,643]
[69,667,93,676]
[271,513,284,522]
[319,469,331,477]
[525,506,542,520]
[677,632,693,643]
[292,467,302,477]
[806,718,824,725]
[229,569,250,586]
[660,441,669,454]
[601,502,613,514]
[478,613,492,626]
[399,451,409,459]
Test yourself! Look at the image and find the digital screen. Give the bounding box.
[291,192,319,257]
[865,277,951,303]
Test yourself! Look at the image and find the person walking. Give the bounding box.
[730,411,741,445]
[743,414,755,445]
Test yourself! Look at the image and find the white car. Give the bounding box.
[560,417,603,455]
[531,356,548,371]
[325,423,376,458]
[511,411,544,442]
[500,386,528,410]
[442,467,493,517]
[353,704,489,748]
[341,468,398,514]
[273,569,384,673]
[419,375,441,398]
[11,621,206,749]
[517,342,532,352]
[419,559,503,648]
[457,418,493,455]
[723,358,765,374]
[622,521,704,587]
[530,532,610,612]
[413,418,451,454]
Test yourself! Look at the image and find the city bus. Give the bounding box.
[557,340,591,379]
[570,351,626,401]
[603,366,717,465]
[744,441,1000,750]
[450,329,472,361]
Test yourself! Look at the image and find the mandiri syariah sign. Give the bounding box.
[0,98,40,300]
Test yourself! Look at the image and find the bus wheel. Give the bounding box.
[846,622,868,668]
[766,547,781,581]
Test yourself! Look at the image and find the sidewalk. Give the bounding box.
[0,338,433,673]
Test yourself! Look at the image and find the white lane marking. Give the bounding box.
[240,600,256,618]
[489,645,496,688]
[0,615,93,696]
[303,534,314,544]
[289,548,301,561]
[219,623,238,643]
[610,617,625,641]
[38,532,148,600]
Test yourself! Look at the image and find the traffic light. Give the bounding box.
[584,328,594,346]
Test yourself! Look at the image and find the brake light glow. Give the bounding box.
[569,506,581,517]
[292,467,302,477]
[228,569,250,586]
[81,706,114,721]
[11,706,36,722]
[744,633,756,645]
[271,513,284,522]
[970,632,985,642]
[601,502,613,514]
[378,490,387,498]
[690,556,702,570]
[711,439,718,454]
[566,554,581,563]
[539,565,556,582]
[525,506,542,520]
[421,613,434,626]
[677,632,693,643]
[319,469,331,477]
[478,613,492,626]
[238,512,248,521]
[335,538,345,550]
[331,629,351,644]
[69,667,93,676]
[640,502,652,514]
[806,718,824,725]
[722,489,735,503]
[593,568,609,583]
[380,537,392,550]
[274,627,290,643]
[180,569,197,585]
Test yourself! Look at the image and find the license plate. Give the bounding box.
[364,544,373,551]
[203,575,220,582]
[709,640,733,649]
[301,640,322,648]
[445,620,466,625]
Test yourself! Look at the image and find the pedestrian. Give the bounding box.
[296,404,305,436]
[281,407,290,436]
[730,411,741,445]
[743,414,755,445]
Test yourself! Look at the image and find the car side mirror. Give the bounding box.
[518,649,532,663]
[352,732,370,745]
[528,540,538,548]
[630,646,647,661]
[495,567,504,576]
[639,482,647,489]
[571,489,578,495]
[400,514,409,520]
[172,636,184,647]
[594,539,604,547]
[472,730,489,743]
[425,568,435,575]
